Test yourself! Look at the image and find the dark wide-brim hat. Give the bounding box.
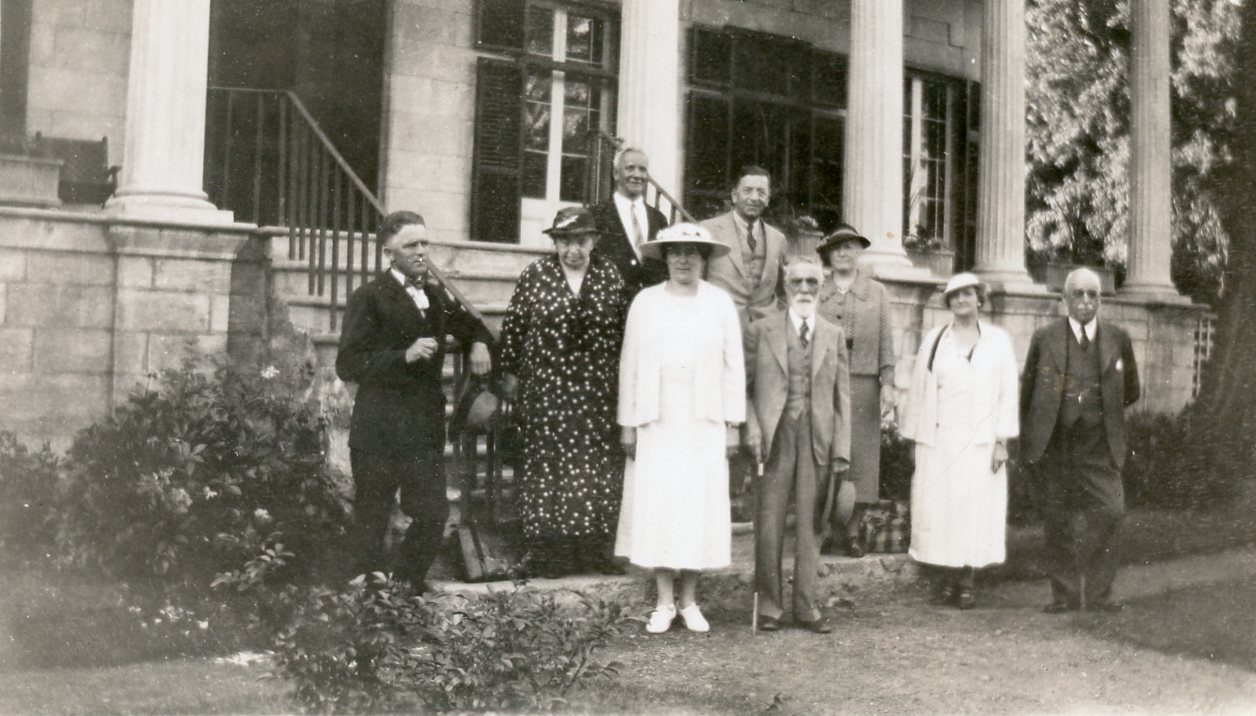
[816,223,871,262]
[452,377,501,434]
[543,206,601,238]
[638,222,731,261]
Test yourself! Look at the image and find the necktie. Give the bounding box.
[746,220,758,253]
[631,203,645,249]
[800,320,810,347]
[1079,326,1090,351]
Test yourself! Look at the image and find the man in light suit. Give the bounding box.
[743,256,851,633]
[336,211,493,589]
[701,165,787,334]
[589,146,669,302]
[1020,267,1140,613]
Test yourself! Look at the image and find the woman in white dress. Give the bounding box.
[616,223,744,634]
[900,273,1019,610]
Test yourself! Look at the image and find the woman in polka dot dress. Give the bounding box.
[500,207,628,577]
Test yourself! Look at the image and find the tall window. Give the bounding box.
[685,26,978,261]
[685,27,846,229]
[472,0,616,245]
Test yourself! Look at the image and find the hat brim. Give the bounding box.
[817,234,871,256]
[639,238,731,262]
[543,227,601,238]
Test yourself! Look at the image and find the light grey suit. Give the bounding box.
[701,211,787,333]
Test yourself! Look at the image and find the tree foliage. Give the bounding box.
[1026,0,1244,303]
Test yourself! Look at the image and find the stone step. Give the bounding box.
[272,259,521,308]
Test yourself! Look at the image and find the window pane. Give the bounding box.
[687,94,730,195]
[812,52,846,108]
[691,28,732,85]
[566,14,604,64]
[523,73,552,152]
[478,0,525,50]
[526,6,554,57]
[563,77,599,154]
[559,155,587,202]
[523,152,547,198]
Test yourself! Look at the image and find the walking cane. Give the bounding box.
[751,460,764,633]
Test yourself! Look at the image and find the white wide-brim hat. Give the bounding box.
[940,272,986,300]
[639,222,731,261]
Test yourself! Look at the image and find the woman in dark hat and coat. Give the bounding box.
[815,224,897,556]
[499,206,628,577]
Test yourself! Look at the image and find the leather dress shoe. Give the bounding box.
[798,617,833,634]
[1042,601,1077,614]
[757,614,782,632]
[956,589,976,610]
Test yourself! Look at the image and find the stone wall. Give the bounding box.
[0,208,265,450]
[378,0,981,244]
[26,0,132,166]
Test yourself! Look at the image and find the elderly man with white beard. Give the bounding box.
[742,256,852,633]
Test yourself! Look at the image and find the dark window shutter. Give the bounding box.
[476,0,526,51]
[471,58,523,243]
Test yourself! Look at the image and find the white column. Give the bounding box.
[107,0,231,223]
[972,0,1035,289]
[843,0,913,273]
[1123,0,1180,298]
[616,0,681,195]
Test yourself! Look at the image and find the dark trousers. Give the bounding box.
[1039,420,1125,607]
[349,446,449,584]
[755,409,823,623]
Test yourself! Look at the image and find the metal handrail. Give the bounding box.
[586,129,697,224]
[205,86,489,335]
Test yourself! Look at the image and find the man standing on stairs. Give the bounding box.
[336,210,493,590]
[590,146,669,302]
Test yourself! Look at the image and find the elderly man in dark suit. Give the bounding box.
[743,256,851,633]
[1020,267,1140,613]
[336,210,492,588]
[590,146,669,301]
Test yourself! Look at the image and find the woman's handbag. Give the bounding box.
[859,500,911,553]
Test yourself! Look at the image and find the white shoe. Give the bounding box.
[645,605,676,634]
[678,603,710,633]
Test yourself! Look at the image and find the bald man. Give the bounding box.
[1020,268,1140,613]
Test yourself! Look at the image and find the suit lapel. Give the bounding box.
[1097,320,1118,373]
[766,315,788,373]
[810,317,831,381]
[1046,318,1070,370]
[380,272,429,333]
[721,213,749,278]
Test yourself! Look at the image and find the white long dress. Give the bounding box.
[905,324,1019,569]
[614,283,743,570]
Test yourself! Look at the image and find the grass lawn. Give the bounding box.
[1077,575,1256,672]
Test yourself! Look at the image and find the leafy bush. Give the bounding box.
[1123,405,1250,509]
[0,432,61,567]
[248,572,627,715]
[55,357,349,588]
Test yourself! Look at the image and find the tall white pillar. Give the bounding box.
[843,0,913,273]
[1123,0,1180,298]
[616,0,681,195]
[972,0,1035,289]
[107,0,231,223]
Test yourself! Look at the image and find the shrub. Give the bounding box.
[1123,405,1250,509]
[252,573,628,715]
[0,432,61,567]
[55,357,349,589]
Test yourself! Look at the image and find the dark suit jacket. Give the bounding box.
[336,271,493,459]
[589,198,669,299]
[1019,318,1141,468]
[744,311,851,469]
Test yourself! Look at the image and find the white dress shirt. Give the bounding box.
[613,191,649,258]
[1068,317,1096,345]
[390,266,430,312]
[788,308,812,344]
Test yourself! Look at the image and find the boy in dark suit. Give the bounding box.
[336,211,492,587]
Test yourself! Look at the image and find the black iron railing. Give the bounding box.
[204,87,488,336]
[585,129,696,224]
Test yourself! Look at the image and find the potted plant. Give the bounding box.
[903,229,955,276]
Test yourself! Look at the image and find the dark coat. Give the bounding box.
[589,198,669,299]
[336,271,493,459]
[1019,318,1141,468]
